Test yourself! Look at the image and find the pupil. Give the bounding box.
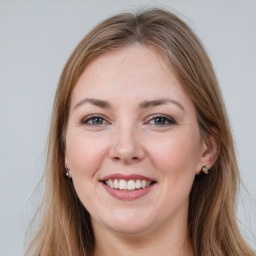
[93,118,103,124]
[155,118,165,125]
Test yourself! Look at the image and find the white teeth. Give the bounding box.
[119,179,127,190]
[135,179,141,189]
[127,180,135,190]
[141,180,146,188]
[114,179,119,189]
[109,179,114,188]
[104,179,153,190]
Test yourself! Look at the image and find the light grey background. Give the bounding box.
[0,0,255,255]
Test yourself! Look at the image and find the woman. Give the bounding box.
[25,8,255,256]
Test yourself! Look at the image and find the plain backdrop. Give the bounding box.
[0,0,255,255]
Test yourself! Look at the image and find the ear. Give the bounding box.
[64,148,72,178]
[64,146,71,168]
[195,132,220,175]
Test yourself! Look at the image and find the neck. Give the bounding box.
[92,213,193,256]
[94,237,192,256]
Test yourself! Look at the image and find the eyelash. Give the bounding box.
[80,114,176,127]
[80,114,108,126]
[147,114,176,126]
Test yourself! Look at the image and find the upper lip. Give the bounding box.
[100,173,156,182]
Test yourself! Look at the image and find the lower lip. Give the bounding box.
[102,182,155,200]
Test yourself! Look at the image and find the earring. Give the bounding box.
[65,165,71,178]
[201,166,209,174]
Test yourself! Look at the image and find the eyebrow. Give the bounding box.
[74,98,112,110]
[139,98,184,111]
[73,97,184,111]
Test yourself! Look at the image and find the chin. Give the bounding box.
[95,207,156,235]
[106,221,152,236]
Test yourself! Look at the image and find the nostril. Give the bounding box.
[112,156,121,161]
[109,138,145,163]
[111,154,141,162]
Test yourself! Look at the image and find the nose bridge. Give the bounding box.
[109,119,144,163]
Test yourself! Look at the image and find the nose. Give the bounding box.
[109,124,145,164]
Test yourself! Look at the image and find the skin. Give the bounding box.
[65,45,217,256]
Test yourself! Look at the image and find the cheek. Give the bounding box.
[148,133,200,216]
[66,133,107,176]
[65,134,107,208]
[149,132,201,176]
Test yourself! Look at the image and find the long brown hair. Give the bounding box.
[25,8,255,256]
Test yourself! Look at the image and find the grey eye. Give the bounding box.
[148,115,176,126]
[152,117,169,125]
[90,117,105,125]
[81,115,107,126]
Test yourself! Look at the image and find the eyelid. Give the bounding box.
[145,114,176,126]
[80,114,110,126]
[79,113,176,127]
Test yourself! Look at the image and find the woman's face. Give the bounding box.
[65,45,208,236]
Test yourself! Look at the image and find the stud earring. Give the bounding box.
[201,166,209,174]
[65,165,71,178]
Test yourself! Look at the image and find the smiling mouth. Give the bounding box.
[102,179,156,191]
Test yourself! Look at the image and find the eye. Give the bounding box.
[81,114,108,126]
[147,114,176,126]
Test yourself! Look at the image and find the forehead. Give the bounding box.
[71,45,191,108]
